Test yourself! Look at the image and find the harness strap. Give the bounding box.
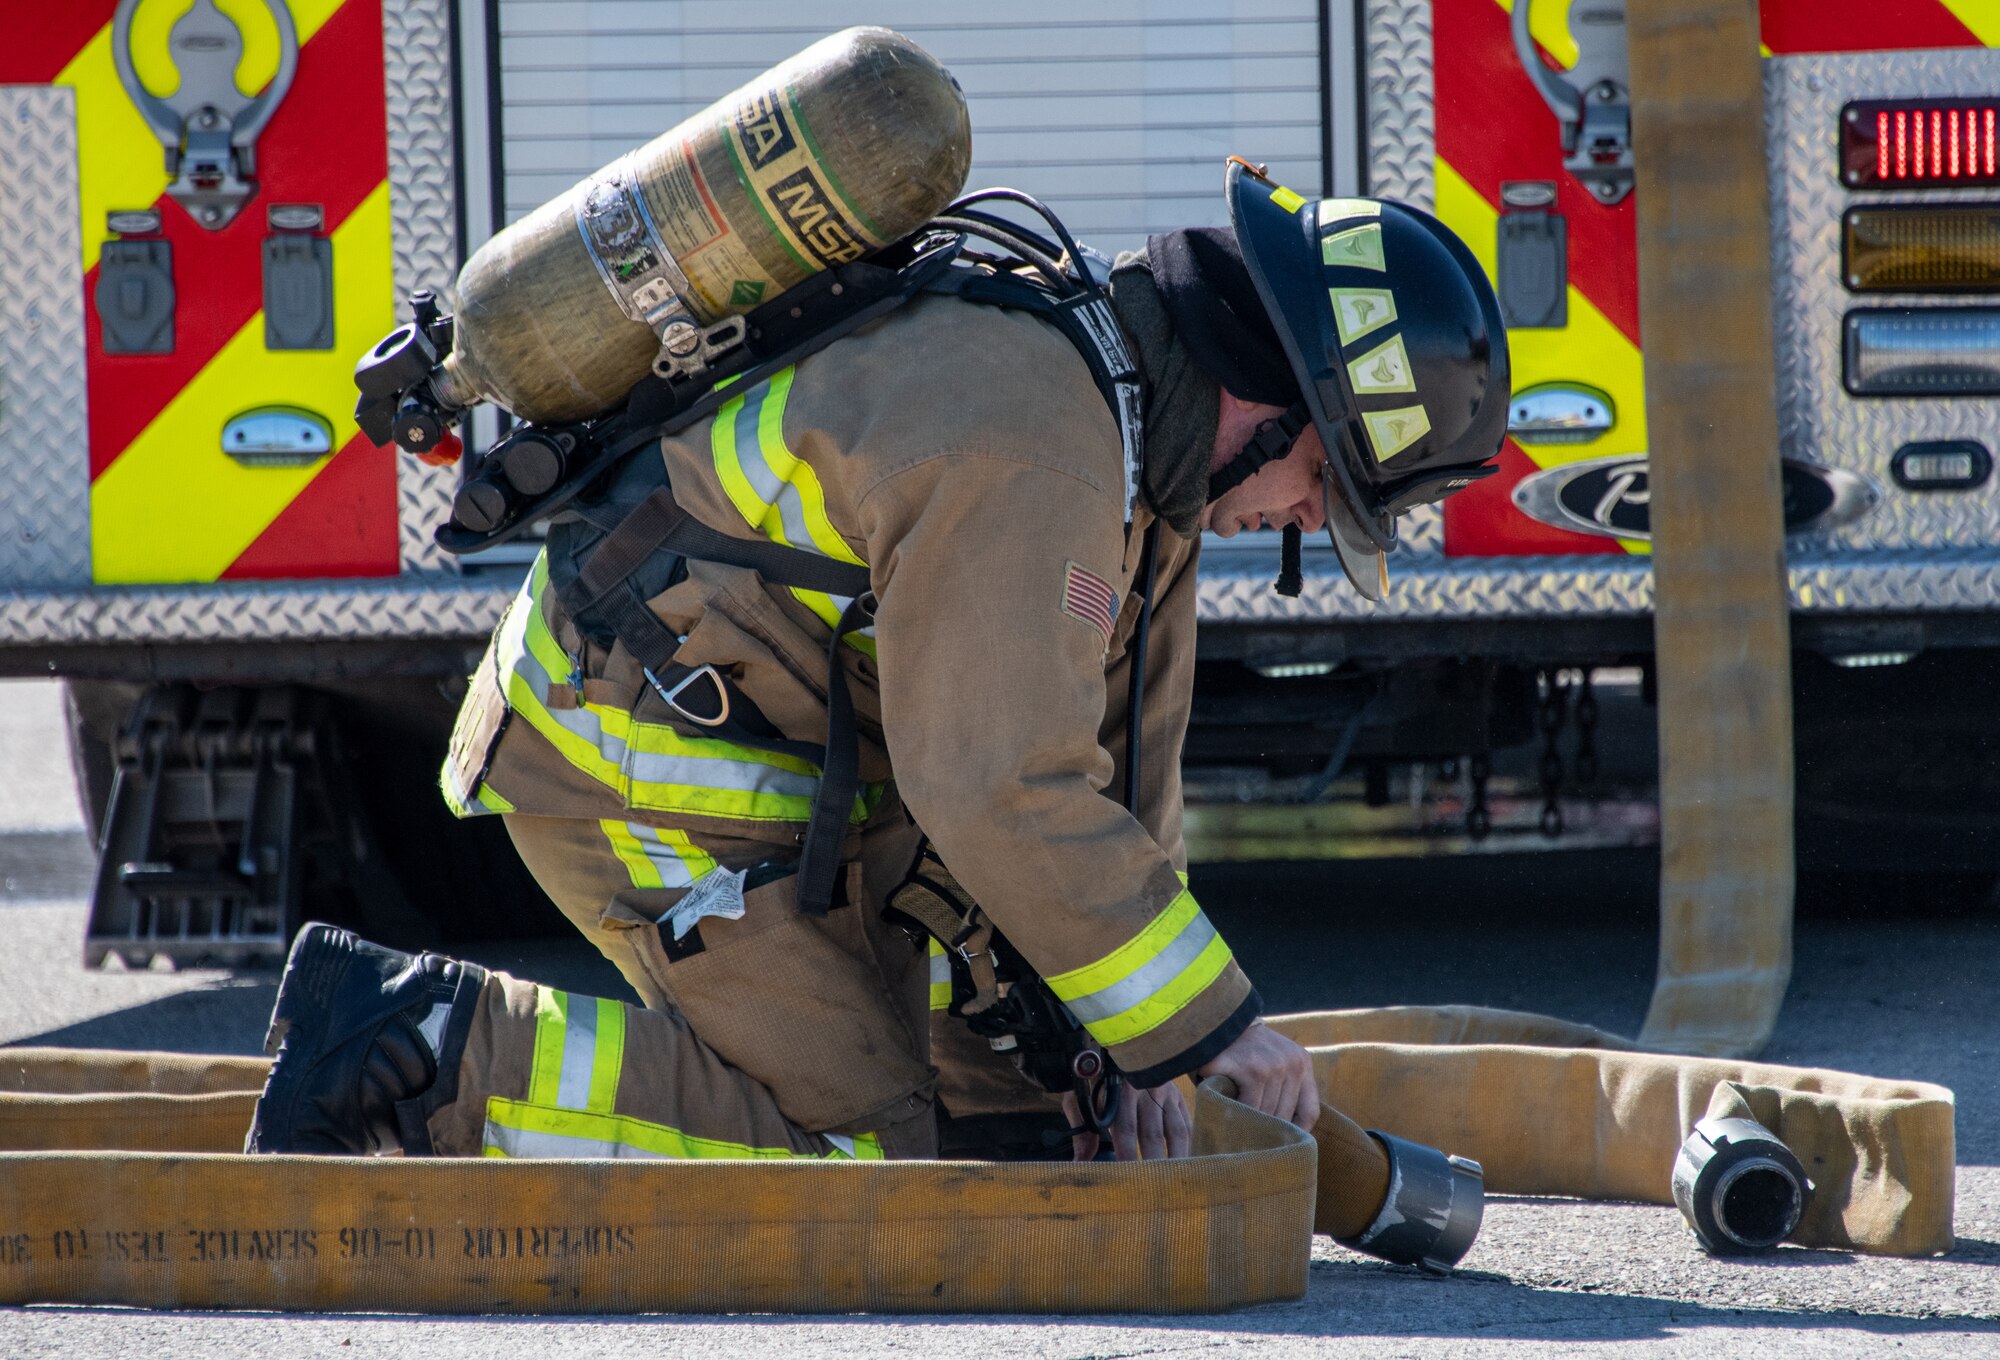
[794,593,875,917]
[885,842,1002,1013]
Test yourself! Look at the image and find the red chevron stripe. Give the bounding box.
[1433,0,1641,345]
[0,1,117,83]
[85,0,388,479]
[1762,0,1979,54]
[1443,439,1625,557]
[220,431,398,578]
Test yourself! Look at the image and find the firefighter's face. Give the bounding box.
[1202,420,1330,539]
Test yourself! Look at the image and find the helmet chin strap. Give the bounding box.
[1205,401,1311,501]
[1206,401,1311,597]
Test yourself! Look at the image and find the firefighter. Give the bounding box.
[245,162,1509,1166]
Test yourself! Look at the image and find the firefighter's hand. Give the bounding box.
[1063,1081,1191,1162]
[1198,1021,1321,1132]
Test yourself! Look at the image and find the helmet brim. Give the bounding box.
[1321,439,1387,601]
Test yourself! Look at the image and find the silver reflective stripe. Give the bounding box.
[557,1000,598,1111]
[823,1134,857,1158]
[485,1119,666,1161]
[727,380,874,641]
[732,386,822,558]
[625,824,703,889]
[1060,910,1221,1026]
[929,951,952,986]
[508,603,823,803]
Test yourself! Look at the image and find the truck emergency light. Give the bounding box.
[1844,205,2000,293]
[1843,99,2000,189]
[1843,307,2000,397]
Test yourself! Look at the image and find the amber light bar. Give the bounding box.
[1844,204,2000,293]
[1842,99,2000,189]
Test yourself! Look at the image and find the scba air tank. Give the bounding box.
[432,27,970,423]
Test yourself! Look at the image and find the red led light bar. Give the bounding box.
[1844,99,2000,189]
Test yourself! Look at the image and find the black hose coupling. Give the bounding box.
[1671,1116,1814,1255]
[1336,1130,1485,1273]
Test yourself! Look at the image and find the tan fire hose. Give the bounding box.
[1628,0,1798,1058]
[0,1006,1952,1313]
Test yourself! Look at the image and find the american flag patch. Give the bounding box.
[1061,561,1121,645]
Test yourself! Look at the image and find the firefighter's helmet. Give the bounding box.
[1226,158,1511,599]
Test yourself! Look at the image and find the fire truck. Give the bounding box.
[2,0,1995,969]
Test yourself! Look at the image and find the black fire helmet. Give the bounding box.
[1224,158,1511,600]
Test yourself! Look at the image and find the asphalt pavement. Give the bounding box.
[0,677,1994,1357]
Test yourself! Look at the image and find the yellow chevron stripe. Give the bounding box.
[1434,156,1651,554]
[1938,0,2000,46]
[90,180,394,583]
[1492,0,1579,71]
[56,0,347,272]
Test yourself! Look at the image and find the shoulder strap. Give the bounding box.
[924,269,1145,524]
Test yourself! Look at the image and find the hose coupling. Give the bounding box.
[1336,1130,1485,1273]
[1671,1116,1813,1255]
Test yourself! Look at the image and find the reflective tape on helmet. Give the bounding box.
[1044,889,1236,1048]
[711,366,876,657]
[483,1097,882,1161]
[928,938,952,1012]
[601,820,718,890]
[526,986,625,1115]
[495,554,876,825]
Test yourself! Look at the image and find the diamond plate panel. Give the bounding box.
[0,87,91,588]
[1767,51,2000,555]
[1353,1,1445,555]
[0,575,512,643]
[1197,547,2000,622]
[1365,0,1435,212]
[384,0,462,574]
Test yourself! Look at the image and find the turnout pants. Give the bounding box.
[424,807,947,1162]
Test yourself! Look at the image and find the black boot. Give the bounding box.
[245,922,486,1155]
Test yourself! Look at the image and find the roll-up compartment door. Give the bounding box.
[492,1,1341,257]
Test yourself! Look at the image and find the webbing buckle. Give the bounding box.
[644,664,731,729]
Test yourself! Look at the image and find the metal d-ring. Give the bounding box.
[645,664,732,729]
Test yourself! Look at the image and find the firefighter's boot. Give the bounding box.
[245,922,486,1155]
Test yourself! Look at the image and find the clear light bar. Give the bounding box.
[1844,205,2000,293]
[1843,307,2000,396]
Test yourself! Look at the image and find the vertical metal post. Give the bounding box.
[1627,0,1794,1056]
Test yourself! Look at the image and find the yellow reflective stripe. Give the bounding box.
[526,987,623,1115]
[823,1132,885,1160]
[1080,934,1235,1048]
[709,368,877,659]
[1046,891,1202,1002]
[528,988,568,1109]
[601,820,663,888]
[1044,890,1238,1049]
[474,785,515,814]
[928,939,952,1011]
[588,997,624,1114]
[757,370,861,565]
[600,821,719,890]
[481,1097,863,1161]
[497,556,876,824]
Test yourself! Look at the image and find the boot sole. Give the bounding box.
[245,923,358,1154]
